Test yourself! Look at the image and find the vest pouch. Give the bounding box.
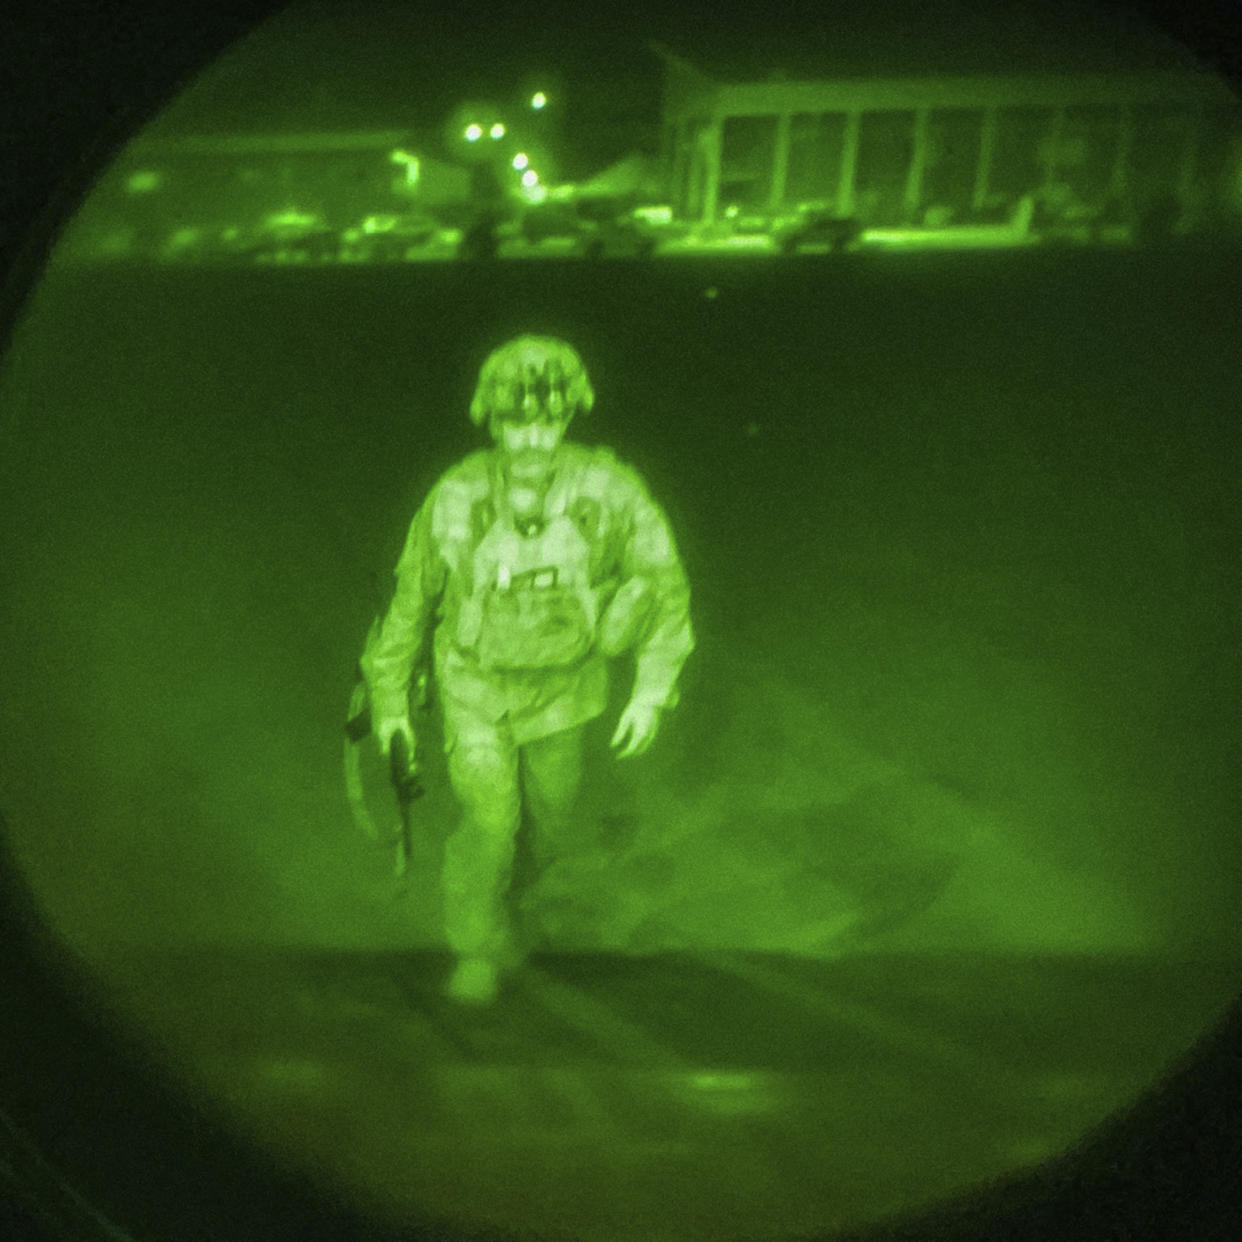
[475,582,594,670]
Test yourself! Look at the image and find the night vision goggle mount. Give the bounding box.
[469,335,595,426]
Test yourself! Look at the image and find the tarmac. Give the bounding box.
[95,945,1242,1242]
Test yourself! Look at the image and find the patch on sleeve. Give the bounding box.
[568,494,601,543]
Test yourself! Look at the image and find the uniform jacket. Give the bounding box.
[362,442,694,746]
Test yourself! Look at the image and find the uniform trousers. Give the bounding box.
[440,707,586,959]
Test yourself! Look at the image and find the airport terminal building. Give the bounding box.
[58,8,1242,262]
[652,35,1242,234]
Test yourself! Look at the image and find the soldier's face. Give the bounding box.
[493,410,568,480]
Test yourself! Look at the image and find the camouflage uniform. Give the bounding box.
[363,440,693,959]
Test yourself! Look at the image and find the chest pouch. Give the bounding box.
[474,577,594,671]
[455,468,600,671]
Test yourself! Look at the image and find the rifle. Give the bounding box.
[344,636,428,884]
[387,725,425,882]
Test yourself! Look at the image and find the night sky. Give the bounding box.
[142,1,663,143]
[138,0,1205,146]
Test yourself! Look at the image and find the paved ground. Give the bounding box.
[2,247,1241,1238]
[95,946,1242,1242]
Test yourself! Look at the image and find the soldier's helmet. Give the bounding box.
[469,335,595,427]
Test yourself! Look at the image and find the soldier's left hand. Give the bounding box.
[610,700,662,759]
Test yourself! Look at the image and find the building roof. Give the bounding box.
[129,130,415,156]
[651,0,1210,84]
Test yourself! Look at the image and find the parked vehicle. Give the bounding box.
[518,201,600,254]
[341,212,442,261]
[774,207,864,254]
[591,215,659,258]
[244,210,340,262]
[517,198,677,258]
[159,224,266,264]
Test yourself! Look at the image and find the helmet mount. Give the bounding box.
[469,335,595,429]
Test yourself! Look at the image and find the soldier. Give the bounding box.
[362,335,694,1004]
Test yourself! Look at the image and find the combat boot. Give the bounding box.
[444,955,500,1005]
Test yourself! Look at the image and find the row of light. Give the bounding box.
[463,89,547,143]
[463,91,548,142]
[511,151,539,188]
[464,122,506,142]
[458,129,541,188]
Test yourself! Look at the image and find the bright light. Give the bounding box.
[634,204,673,225]
[464,124,483,142]
[389,149,420,185]
[125,170,162,194]
[521,169,540,188]
[679,1071,781,1116]
[512,153,529,171]
[490,122,506,139]
[265,209,317,228]
[531,92,547,109]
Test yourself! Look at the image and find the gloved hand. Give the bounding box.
[375,715,416,763]
[610,699,662,760]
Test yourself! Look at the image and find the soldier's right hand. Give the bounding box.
[376,715,416,763]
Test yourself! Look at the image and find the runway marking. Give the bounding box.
[533,1064,627,1140]
[696,951,1013,1086]
[519,965,691,1070]
[429,1063,655,1149]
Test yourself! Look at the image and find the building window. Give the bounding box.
[785,112,848,207]
[1198,106,1242,220]
[989,106,1057,200]
[923,109,985,222]
[719,114,779,212]
[855,110,916,226]
[1127,105,1192,208]
[1047,105,1120,206]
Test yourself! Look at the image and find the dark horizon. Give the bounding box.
[138,0,1208,141]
